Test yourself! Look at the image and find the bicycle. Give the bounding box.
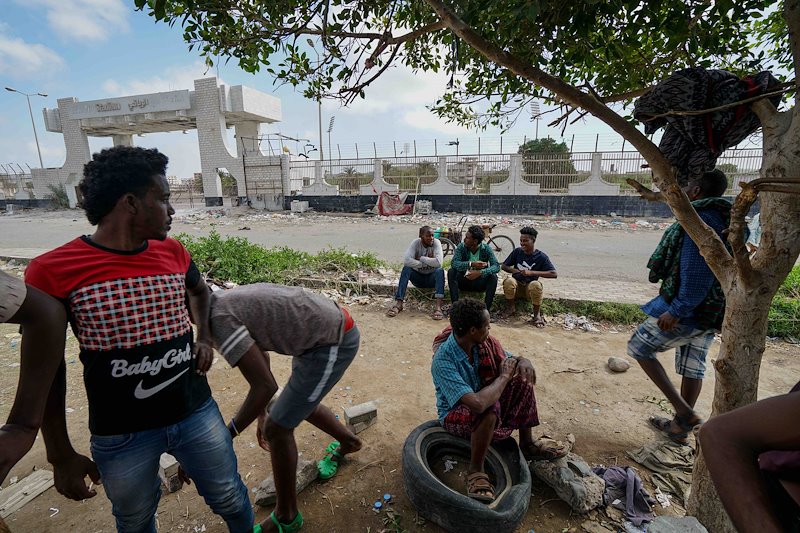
[436,215,516,263]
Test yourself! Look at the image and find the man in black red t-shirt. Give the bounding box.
[500,227,557,327]
[26,147,253,533]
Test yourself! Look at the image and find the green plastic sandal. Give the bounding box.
[253,511,303,533]
[317,441,343,480]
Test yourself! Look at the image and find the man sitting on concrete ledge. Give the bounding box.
[387,225,445,320]
[431,298,566,504]
[447,225,500,315]
[209,282,363,533]
[500,226,557,327]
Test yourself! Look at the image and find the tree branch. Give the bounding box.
[729,183,757,283]
[787,0,800,104]
[423,0,734,284]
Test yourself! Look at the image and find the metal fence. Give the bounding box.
[293,147,764,196]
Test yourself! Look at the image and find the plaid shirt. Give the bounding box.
[431,333,481,422]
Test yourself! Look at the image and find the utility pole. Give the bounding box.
[307,39,324,163]
[6,87,47,168]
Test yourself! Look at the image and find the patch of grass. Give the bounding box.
[175,231,384,285]
[769,265,800,337]
[539,299,647,325]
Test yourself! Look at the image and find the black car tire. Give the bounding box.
[402,420,531,533]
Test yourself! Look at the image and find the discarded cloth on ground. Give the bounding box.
[592,465,655,526]
[627,440,694,505]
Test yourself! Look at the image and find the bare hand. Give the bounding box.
[0,424,38,483]
[256,411,270,452]
[626,178,662,202]
[178,465,192,485]
[515,358,537,385]
[193,340,214,375]
[465,270,481,281]
[657,311,680,332]
[52,453,101,501]
[500,357,518,379]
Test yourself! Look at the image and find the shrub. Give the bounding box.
[175,231,384,285]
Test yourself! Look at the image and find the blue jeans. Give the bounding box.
[394,266,445,300]
[91,397,253,533]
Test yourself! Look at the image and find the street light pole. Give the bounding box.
[306,39,324,163]
[5,87,47,168]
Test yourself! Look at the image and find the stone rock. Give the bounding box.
[646,516,709,533]
[607,357,631,373]
[530,452,605,513]
[254,459,318,507]
[158,453,183,493]
[581,520,615,533]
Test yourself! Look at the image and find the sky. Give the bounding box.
[0,0,746,179]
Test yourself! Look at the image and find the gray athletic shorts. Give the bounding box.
[269,326,360,429]
[0,270,26,323]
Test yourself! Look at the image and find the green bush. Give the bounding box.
[175,231,384,285]
[46,184,70,209]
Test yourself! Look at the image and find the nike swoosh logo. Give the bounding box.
[134,368,190,400]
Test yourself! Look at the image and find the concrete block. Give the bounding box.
[159,453,183,493]
[352,418,377,434]
[254,459,318,507]
[343,401,378,426]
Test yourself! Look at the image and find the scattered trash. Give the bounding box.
[373,500,383,510]
[49,507,59,518]
[654,487,671,508]
[563,314,599,332]
[443,458,458,472]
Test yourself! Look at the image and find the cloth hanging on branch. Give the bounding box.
[634,68,782,185]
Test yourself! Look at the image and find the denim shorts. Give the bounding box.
[91,397,253,533]
[269,326,360,429]
[627,317,715,380]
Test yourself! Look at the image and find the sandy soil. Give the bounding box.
[2,295,798,533]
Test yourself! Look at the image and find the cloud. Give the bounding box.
[400,109,473,136]
[101,63,226,96]
[16,0,129,42]
[345,66,451,115]
[0,35,65,79]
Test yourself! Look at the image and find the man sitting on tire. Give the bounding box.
[431,298,565,503]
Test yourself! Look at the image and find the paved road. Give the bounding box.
[0,208,664,304]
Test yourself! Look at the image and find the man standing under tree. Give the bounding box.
[499,226,557,327]
[626,169,730,444]
[25,146,253,532]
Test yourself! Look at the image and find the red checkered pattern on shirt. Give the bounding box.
[70,273,191,351]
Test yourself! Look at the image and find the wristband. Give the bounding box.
[229,419,240,437]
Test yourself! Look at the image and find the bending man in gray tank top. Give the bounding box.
[209,283,363,533]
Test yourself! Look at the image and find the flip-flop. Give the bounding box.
[253,511,304,533]
[317,441,343,479]
[648,415,700,444]
[386,306,402,318]
[431,309,445,320]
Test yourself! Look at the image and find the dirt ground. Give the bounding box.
[2,291,799,533]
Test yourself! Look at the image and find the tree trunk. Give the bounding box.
[687,286,773,532]
[689,106,800,529]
